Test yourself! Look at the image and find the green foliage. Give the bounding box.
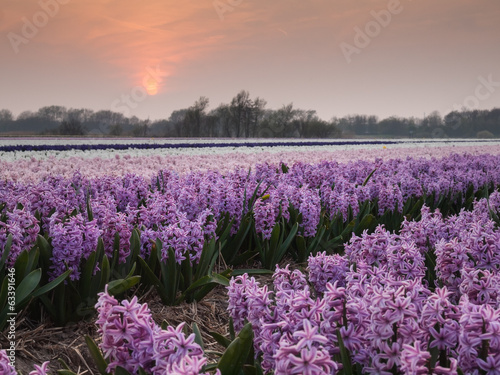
[0,236,71,330]
[138,237,230,306]
[216,323,254,375]
[37,233,139,325]
[255,219,298,269]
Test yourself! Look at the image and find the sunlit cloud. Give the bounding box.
[0,0,499,119]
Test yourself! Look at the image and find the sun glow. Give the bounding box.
[145,77,158,96]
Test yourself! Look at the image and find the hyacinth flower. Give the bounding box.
[1,151,500,272]
[0,208,40,266]
[0,350,49,375]
[228,204,500,375]
[95,286,219,375]
[253,188,289,240]
[307,252,349,293]
[227,266,343,373]
[47,213,100,280]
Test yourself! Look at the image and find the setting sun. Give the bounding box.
[145,78,158,96]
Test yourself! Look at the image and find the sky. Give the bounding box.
[1,0,500,121]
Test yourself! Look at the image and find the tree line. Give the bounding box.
[0,91,499,138]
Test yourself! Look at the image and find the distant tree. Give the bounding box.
[109,123,123,136]
[0,109,14,133]
[248,97,267,137]
[0,109,14,122]
[89,110,126,135]
[37,105,67,122]
[230,90,252,138]
[58,119,86,135]
[168,109,189,137]
[131,120,149,137]
[271,103,296,137]
[17,111,36,120]
[209,104,232,137]
[185,96,209,137]
[477,130,494,139]
[378,117,409,136]
[66,108,94,124]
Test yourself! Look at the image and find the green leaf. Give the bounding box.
[81,251,97,299]
[229,317,236,341]
[15,268,42,307]
[209,332,231,348]
[14,250,30,284]
[39,294,57,321]
[192,322,205,351]
[295,235,307,263]
[230,269,274,276]
[164,247,180,303]
[222,214,253,264]
[217,323,254,375]
[231,250,259,266]
[110,232,121,273]
[138,256,170,304]
[0,305,9,331]
[194,238,218,280]
[37,235,52,272]
[354,214,376,236]
[268,223,281,257]
[115,366,132,375]
[127,229,141,268]
[275,222,299,265]
[86,190,94,222]
[362,168,377,186]
[0,234,12,271]
[184,274,230,293]
[85,335,109,375]
[32,269,71,298]
[336,329,353,375]
[107,276,140,296]
[57,358,72,370]
[0,278,8,308]
[26,248,40,275]
[178,274,230,303]
[99,255,111,291]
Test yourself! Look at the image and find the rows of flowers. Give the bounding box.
[0,140,406,153]
[227,193,500,374]
[2,144,500,183]
[3,138,496,154]
[3,151,500,260]
[1,152,500,329]
[2,191,498,374]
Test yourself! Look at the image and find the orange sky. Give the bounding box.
[1,0,499,121]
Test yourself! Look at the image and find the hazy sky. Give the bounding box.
[1,0,499,121]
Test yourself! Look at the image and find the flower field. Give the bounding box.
[1,139,500,374]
